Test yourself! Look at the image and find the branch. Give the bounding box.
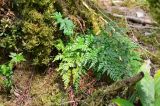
[94,72,145,94]
[109,13,157,25]
[82,72,144,105]
[101,72,144,94]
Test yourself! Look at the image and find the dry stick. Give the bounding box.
[109,13,157,25]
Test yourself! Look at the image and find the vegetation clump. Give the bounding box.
[0,0,56,65]
[54,13,142,88]
[0,53,25,89]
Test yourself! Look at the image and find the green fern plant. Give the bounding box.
[84,25,142,80]
[54,30,142,88]
[54,35,94,89]
[52,12,75,36]
[53,17,142,89]
[0,53,25,89]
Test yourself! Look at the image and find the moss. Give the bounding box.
[9,0,56,65]
[30,72,68,106]
[27,10,44,22]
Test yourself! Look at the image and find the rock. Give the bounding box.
[136,11,145,18]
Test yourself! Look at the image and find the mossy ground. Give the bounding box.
[0,63,68,106]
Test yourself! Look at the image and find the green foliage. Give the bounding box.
[0,64,13,88]
[54,35,94,88]
[136,60,160,106]
[0,53,25,89]
[0,18,17,49]
[154,70,160,106]
[136,60,154,106]
[53,12,75,36]
[147,0,160,24]
[9,53,26,64]
[112,98,134,106]
[54,24,142,88]
[84,23,142,80]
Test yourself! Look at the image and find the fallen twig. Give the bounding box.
[109,13,157,25]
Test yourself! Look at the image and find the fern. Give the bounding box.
[54,30,142,88]
[84,26,142,80]
[54,17,142,88]
[0,53,25,89]
[53,12,75,36]
[54,35,94,89]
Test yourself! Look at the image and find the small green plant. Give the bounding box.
[0,53,25,89]
[84,28,142,80]
[53,12,75,36]
[134,60,160,106]
[0,64,13,89]
[9,53,26,63]
[54,35,94,89]
[112,98,134,106]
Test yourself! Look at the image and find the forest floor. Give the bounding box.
[0,0,160,105]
